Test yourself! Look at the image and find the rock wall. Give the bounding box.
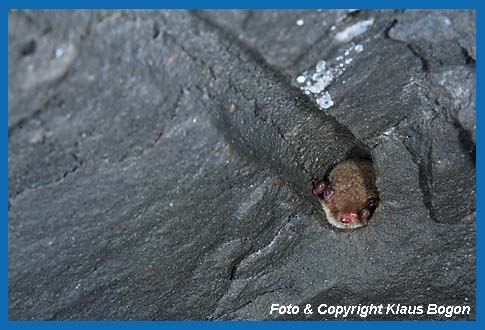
[8,10,475,320]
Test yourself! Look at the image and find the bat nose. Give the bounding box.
[340,211,358,224]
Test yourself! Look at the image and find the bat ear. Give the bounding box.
[312,179,327,195]
[359,209,371,223]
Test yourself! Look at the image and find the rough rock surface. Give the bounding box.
[8,10,475,320]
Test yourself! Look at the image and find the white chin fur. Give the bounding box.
[321,203,364,229]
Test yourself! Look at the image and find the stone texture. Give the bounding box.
[8,10,475,320]
[388,10,476,68]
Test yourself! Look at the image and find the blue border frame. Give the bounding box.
[3,0,481,328]
[1,0,481,9]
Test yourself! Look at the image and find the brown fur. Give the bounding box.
[321,159,379,229]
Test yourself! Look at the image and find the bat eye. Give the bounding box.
[324,186,334,198]
[365,198,378,210]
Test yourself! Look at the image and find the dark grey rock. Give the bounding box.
[200,10,354,73]
[430,66,476,144]
[8,10,92,128]
[8,10,475,320]
[388,10,475,68]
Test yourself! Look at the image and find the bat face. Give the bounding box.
[312,159,379,229]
